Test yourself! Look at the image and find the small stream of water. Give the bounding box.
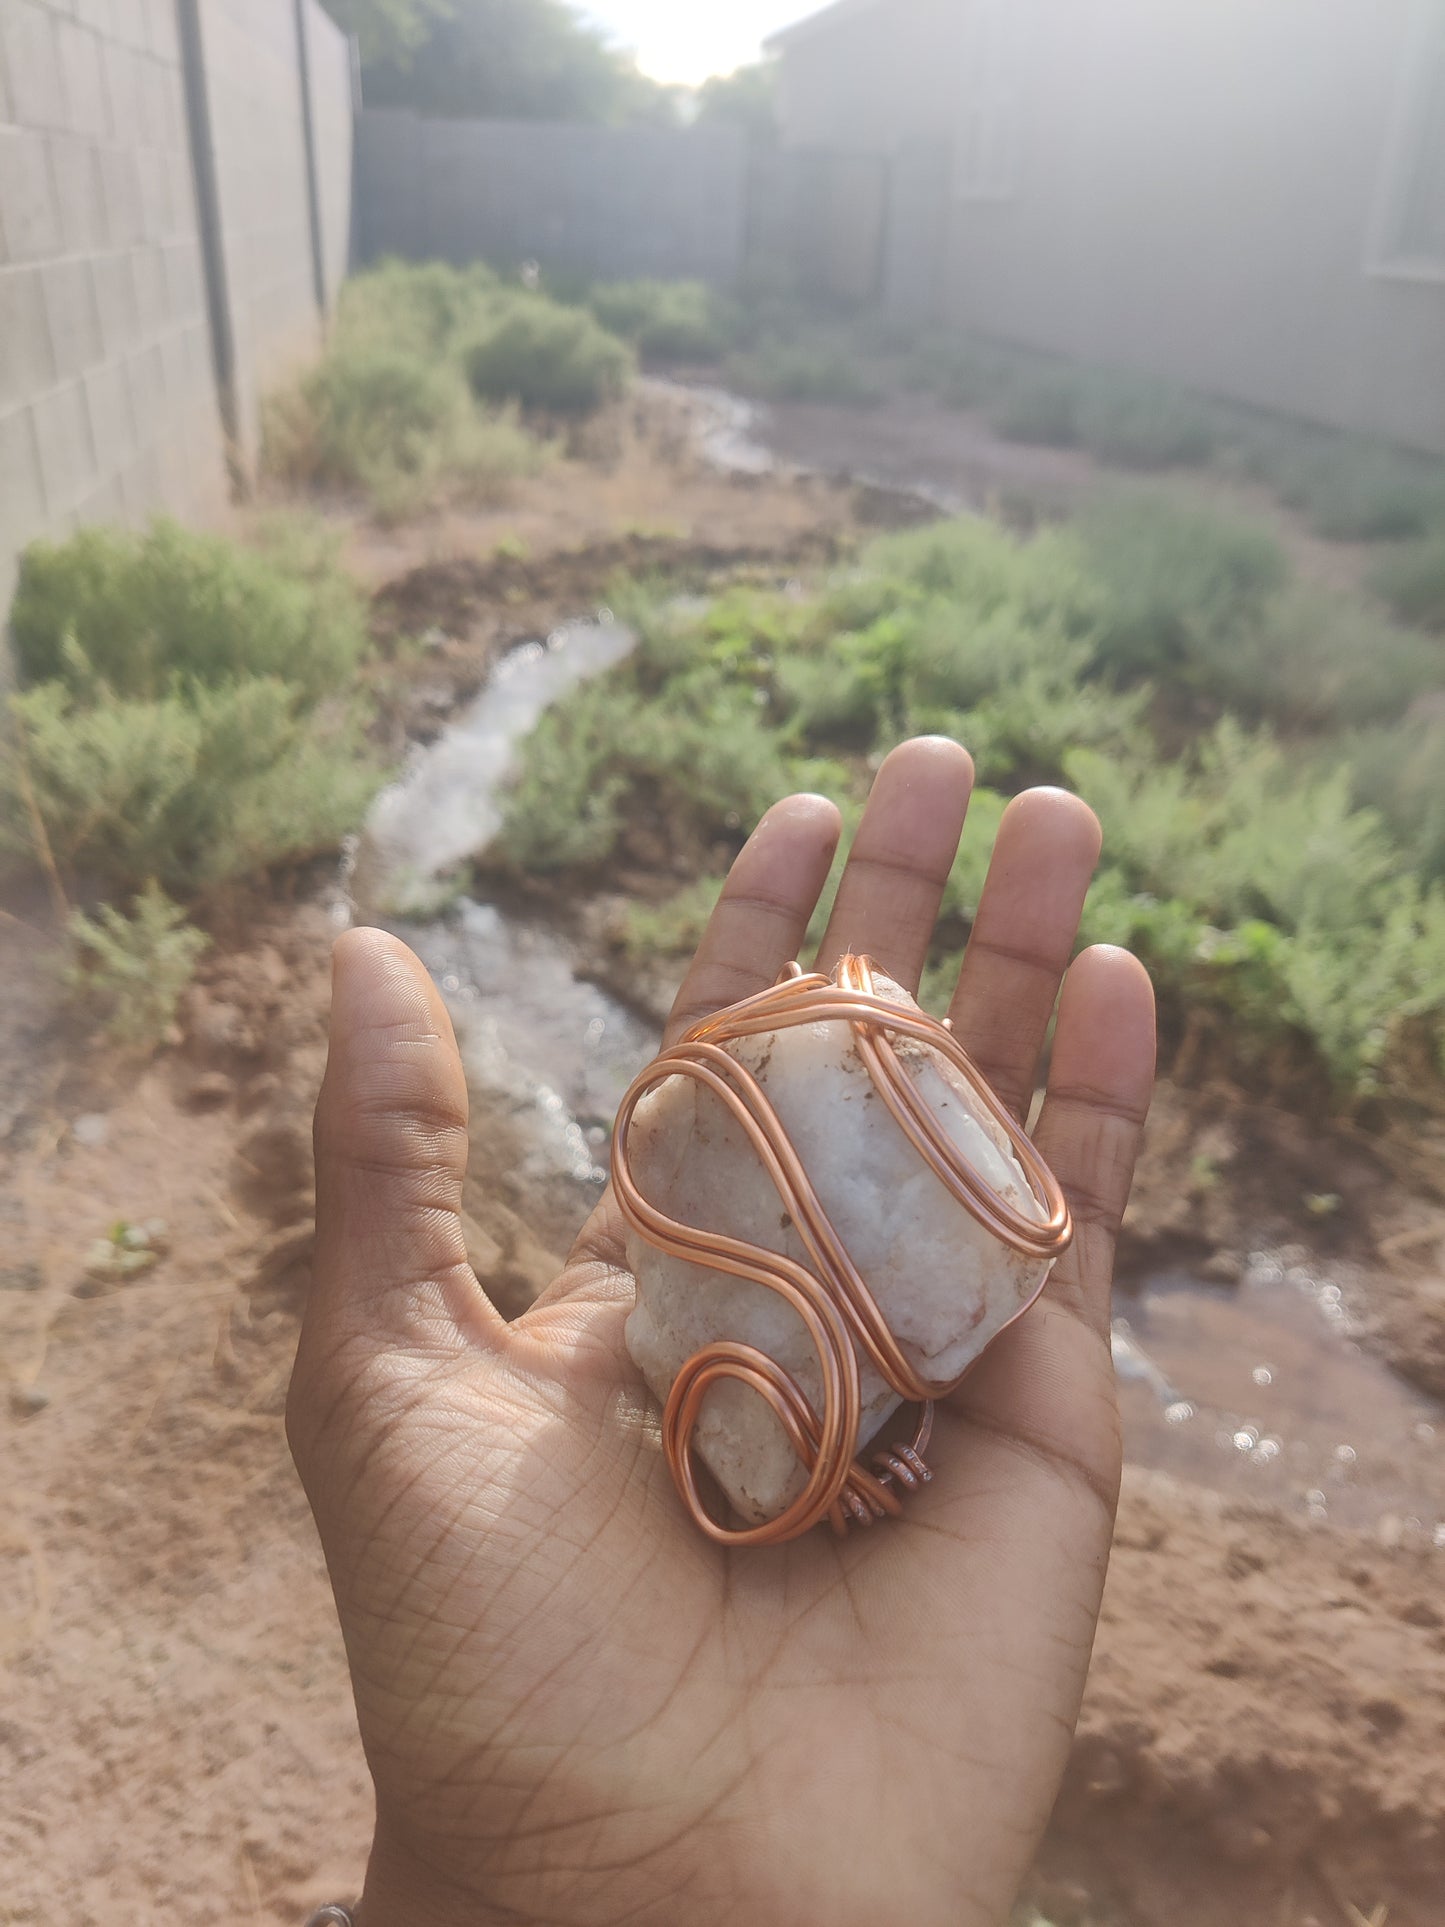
[339,396,1442,1543]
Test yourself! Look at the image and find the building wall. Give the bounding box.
[775,0,967,155]
[777,0,1445,452]
[304,1,356,312]
[0,0,355,623]
[357,112,748,284]
[0,0,226,621]
[197,0,337,466]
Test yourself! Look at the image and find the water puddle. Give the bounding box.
[362,617,635,906]
[650,377,968,515]
[648,378,777,477]
[340,612,654,1245]
[392,901,656,1246]
[1115,1255,1444,1542]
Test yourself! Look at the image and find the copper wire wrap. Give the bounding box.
[611,955,1074,1547]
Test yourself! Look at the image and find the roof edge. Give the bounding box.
[764,0,886,55]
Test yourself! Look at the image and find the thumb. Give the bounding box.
[305,927,499,1359]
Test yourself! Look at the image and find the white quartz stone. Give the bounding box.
[624,973,1053,1526]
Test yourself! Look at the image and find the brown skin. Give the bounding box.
[288,738,1156,1927]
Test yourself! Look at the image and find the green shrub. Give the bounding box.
[992,369,1083,445]
[1075,377,1219,469]
[264,341,543,521]
[64,884,209,1050]
[904,333,1017,409]
[1193,584,1440,728]
[337,259,502,359]
[463,294,634,414]
[1274,442,1445,543]
[493,683,633,874]
[1080,495,1289,680]
[2,522,383,900]
[588,280,734,363]
[1369,530,1445,631]
[1347,713,1445,882]
[2,677,379,897]
[501,508,1445,1105]
[1068,725,1445,1094]
[723,338,885,405]
[622,875,727,962]
[264,261,548,516]
[9,520,367,702]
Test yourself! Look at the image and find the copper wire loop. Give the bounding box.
[611,955,1074,1547]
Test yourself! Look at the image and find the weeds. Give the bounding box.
[10,519,367,701]
[1369,530,1445,631]
[64,884,209,1050]
[263,262,559,516]
[1079,495,1288,682]
[1259,437,1445,542]
[1,521,383,900]
[621,876,726,963]
[464,294,635,414]
[905,333,1016,410]
[992,369,1083,446]
[587,280,735,364]
[504,503,1445,1106]
[1074,376,1219,469]
[724,338,885,405]
[264,344,540,520]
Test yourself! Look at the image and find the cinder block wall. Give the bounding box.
[304,0,355,313]
[0,0,228,620]
[199,0,348,468]
[0,0,355,623]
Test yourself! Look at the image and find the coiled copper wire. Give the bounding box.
[611,955,1073,1547]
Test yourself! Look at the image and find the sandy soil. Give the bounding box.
[5,391,1444,1925]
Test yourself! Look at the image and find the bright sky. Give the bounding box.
[579,1,824,85]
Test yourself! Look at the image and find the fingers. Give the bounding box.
[665,792,842,1044]
[1032,945,1157,1338]
[307,928,503,1358]
[813,736,974,993]
[947,788,1101,1118]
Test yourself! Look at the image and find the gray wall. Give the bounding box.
[0,0,224,622]
[357,111,747,284]
[776,0,1445,454]
[0,0,355,621]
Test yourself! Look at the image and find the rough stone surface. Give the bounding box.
[624,973,1053,1525]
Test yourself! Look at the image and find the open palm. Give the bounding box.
[288,738,1155,1927]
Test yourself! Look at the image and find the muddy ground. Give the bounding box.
[3,388,1444,1926]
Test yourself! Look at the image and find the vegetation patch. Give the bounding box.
[724,337,886,406]
[1369,529,1445,632]
[264,262,574,516]
[501,510,1445,1108]
[587,279,736,364]
[2,519,383,905]
[64,884,211,1051]
[463,293,635,414]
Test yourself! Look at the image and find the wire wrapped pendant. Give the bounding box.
[612,956,1073,1547]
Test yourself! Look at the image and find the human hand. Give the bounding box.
[288,737,1155,1927]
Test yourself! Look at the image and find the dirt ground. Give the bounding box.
[4,388,1444,1926]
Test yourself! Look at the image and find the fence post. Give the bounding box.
[174,0,244,494]
[293,0,330,321]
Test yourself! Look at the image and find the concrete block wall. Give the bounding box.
[0,0,229,620]
[197,0,344,468]
[303,0,355,313]
[0,0,356,624]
